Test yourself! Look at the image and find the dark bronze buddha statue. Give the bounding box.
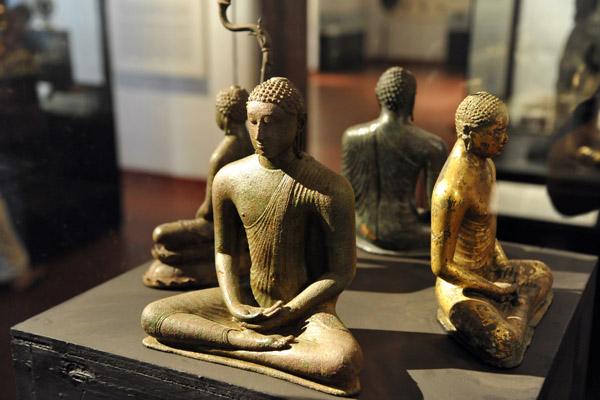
[342,67,447,256]
[142,78,363,395]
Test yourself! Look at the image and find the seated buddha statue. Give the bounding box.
[141,78,363,396]
[431,92,553,368]
[342,67,447,256]
[143,85,254,288]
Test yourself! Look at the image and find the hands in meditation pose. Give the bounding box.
[142,78,363,395]
[143,86,254,288]
[342,67,447,255]
[431,92,553,367]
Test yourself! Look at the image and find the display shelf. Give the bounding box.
[11,243,596,399]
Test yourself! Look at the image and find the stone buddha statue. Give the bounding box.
[143,85,254,288]
[141,77,363,396]
[431,92,553,368]
[342,67,447,256]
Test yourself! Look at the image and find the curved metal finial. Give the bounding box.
[218,0,273,83]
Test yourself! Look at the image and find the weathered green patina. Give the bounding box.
[342,67,447,256]
[142,78,363,396]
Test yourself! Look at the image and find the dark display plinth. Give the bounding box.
[11,243,596,399]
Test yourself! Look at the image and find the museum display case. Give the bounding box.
[0,0,120,264]
[2,0,599,399]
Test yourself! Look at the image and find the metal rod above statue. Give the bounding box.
[217,0,273,83]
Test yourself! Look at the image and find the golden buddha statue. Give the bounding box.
[342,67,447,256]
[141,77,363,395]
[143,86,254,288]
[431,92,553,368]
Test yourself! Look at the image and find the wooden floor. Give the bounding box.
[2,65,597,399]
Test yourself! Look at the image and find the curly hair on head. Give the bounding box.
[375,67,416,118]
[455,92,507,139]
[248,77,305,116]
[216,85,249,123]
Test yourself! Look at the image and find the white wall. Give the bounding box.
[107,0,259,179]
[363,0,470,62]
[307,0,469,67]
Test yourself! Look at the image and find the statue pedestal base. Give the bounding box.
[11,243,596,399]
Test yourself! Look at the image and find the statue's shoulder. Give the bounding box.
[299,154,353,200]
[433,153,479,205]
[213,154,258,190]
[342,120,377,142]
[432,171,466,206]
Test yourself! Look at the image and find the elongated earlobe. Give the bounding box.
[294,113,307,157]
[223,116,231,135]
[462,125,473,152]
[465,137,473,152]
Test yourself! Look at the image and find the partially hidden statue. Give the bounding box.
[143,85,254,288]
[555,1,600,130]
[142,78,363,395]
[547,87,600,216]
[431,92,553,368]
[342,67,447,256]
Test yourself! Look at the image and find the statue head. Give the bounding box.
[215,85,249,134]
[247,77,306,158]
[375,67,416,119]
[455,91,509,158]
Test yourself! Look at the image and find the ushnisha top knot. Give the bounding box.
[248,77,305,116]
[375,67,416,114]
[216,85,249,122]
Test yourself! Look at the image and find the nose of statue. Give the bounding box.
[255,122,266,141]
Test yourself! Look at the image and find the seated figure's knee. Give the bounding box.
[141,300,172,337]
[153,219,212,246]
[536,261,553,284]
[486,324,522,362]
[313,334,363,385]
[523,260,553,281]
[152,222,172,243]
[521,260,553,303]
[450,302,523,361]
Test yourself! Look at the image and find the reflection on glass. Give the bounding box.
[0,0,120,268]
